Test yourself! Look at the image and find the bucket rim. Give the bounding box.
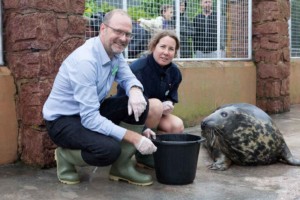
[151,134,206,145]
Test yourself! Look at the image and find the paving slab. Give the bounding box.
[1,105,300,200]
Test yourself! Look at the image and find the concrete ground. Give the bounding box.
[1,105,300,200]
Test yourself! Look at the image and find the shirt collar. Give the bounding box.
[95,37,124,66]
[94,37,111,66]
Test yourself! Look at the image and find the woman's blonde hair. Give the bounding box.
[148,30,180,55]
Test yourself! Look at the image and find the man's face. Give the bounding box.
[201,0,212,12]
[180,2,185,13]
[100,13,132,57]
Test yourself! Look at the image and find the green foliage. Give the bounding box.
[127,6,148,21]
[83,0,221,21]
[140,0,161,18]
[84,0,99,17]
[187,0,202,19]
[84,1,115,17]
[100,2,115,13]
[140,0,173,18]
[127,0,175,21]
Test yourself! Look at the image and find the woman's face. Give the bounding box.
[163,7,173,21]
[153,36,177,67]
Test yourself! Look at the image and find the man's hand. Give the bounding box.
[162,101,174,115]
[128,87,147,121]
[134,136,157,155]
[143,128,156,139]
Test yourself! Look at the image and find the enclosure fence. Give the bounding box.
[0,3,4,65]
[291,0,300,58]
[84,0,252,61]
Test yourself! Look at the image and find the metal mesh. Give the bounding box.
[84,0,251,60]
[0,3,3,65]
[291,0,300,58]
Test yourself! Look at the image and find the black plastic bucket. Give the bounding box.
[152,134,205,185]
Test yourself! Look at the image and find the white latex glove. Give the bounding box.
[134,136,157,155]
[162,100,174,115]
[128,87,147,122]
[143,128,156,139]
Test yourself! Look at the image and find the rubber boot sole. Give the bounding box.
[109,174,153,186]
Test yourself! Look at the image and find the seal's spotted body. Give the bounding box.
[201,103,300,170]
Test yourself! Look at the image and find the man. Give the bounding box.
[42,9,157,186]
[128,21,150,58]
[177,0,194,58]
[193,0,221,58]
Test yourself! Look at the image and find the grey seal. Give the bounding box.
[200,103,300,170]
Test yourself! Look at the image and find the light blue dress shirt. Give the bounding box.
[43,37,143,140]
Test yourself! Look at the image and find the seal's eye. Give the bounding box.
[221,112,228,117]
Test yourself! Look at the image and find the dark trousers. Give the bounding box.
[45,95,149,166]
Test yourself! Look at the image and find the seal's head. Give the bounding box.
[201,106,246,134]
[201,103,272,133]
[201,105,266,139]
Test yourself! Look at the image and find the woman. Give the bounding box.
[116,30,184,168]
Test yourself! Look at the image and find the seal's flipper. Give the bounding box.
[280,143,300,165]
[209,153,232,171]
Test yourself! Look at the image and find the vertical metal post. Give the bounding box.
[123,0,129,59]
[0,2,4,65]
[175,0,180,58]
[248,0,252,59]
[217,0,221,58]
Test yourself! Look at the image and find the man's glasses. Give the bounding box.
[104,23,133,39]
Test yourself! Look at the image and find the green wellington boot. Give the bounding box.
[55,147,88,184]
[135,151,155,169]
[109,122,153,186]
